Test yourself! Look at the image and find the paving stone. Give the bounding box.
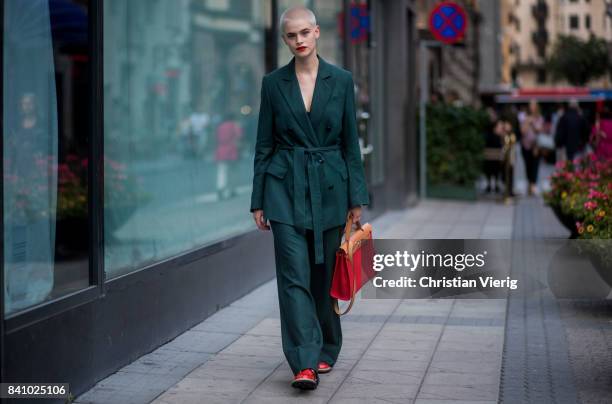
[435,339,504,353]
[347,369,423,385]
[244,395,329,404]
[190,307,268,334]
[245,317,281,337]
[422,371,500,387]
[428,360,500,375]
[332,378,420,400]
[331,398,409,404]
[221,334,282,357]
[417,383,499,401]
[200,352,282,370]
[163,330,240,353]
[431,349,503,364]
[415,400,496,404]
[360,348,433,363]
[369,337,439,352]
[118,348,212,376]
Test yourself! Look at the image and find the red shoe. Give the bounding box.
[317,361,332,374]
[291,368,319,390]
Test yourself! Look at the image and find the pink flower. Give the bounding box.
[588,190,605,199]
[555,160,567,170]
[584,201,598,210]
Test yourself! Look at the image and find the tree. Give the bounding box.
[547,35,609,86]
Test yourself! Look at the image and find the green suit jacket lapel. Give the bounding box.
[277,55,335,146]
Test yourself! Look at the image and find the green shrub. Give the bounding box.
[421,104,487,187]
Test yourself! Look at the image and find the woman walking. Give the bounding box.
[520,100,544,196]
[249,6,369,390]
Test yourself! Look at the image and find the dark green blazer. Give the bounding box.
[250,55,369,264]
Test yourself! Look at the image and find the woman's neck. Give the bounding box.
[295,53,319,75]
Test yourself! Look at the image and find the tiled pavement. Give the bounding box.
[76,200,515,404]
[500,198,612,404]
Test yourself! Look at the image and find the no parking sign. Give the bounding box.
[428,1,467,45]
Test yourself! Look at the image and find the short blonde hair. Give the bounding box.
[279,6,317,34]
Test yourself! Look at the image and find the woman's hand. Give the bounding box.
[252,209,270,231]
[349,206,362,223]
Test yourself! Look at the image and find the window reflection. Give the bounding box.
[3,0,90,315]
[104,0,266,277]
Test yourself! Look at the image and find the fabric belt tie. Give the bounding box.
[277,144,341,264]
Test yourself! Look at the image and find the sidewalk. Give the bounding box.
[76,199,514,404]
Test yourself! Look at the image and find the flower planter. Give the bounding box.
[588,250,612,288]
[550,204,579,239]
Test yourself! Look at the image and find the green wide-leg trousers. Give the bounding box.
[270,220,343,375]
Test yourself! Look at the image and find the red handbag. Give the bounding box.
[330,213,375,315]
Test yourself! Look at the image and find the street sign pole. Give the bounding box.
[419,40,442,199]
[419,42,428,199]
[421,1,468,198]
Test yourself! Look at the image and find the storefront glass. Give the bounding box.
[347,0,382,185]
[103,0,267,277]
[3,0,91,315]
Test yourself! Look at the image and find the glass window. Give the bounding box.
[103,0,267,278]
[3,0,91,315]
[345,1,378,183]
[537,68,547,84]
[569,15,579,30]
[585,14,591,30]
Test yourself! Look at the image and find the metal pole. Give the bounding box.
[0,0,5,386]
[419,41,428,198]
[343,0,351,69]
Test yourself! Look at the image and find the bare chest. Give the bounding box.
[296,73,317,113]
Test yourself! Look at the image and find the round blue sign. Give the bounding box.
[428,2,467,44]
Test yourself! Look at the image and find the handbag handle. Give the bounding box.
[343,211,362,257]
[333,268,357,316]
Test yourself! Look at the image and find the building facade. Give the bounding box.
[1,0,419,400]
[502,0,612,88]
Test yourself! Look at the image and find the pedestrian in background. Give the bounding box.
[591,105,612,160]
[250,6,369,390]
[215,112,242,200]
[555,99,590,161]
[520,100,544,196]
[482,107,503,193]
